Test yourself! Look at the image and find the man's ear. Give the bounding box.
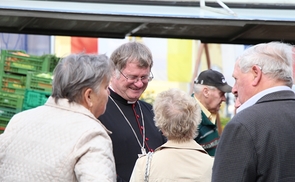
[252,65,262,86]
[203,87,210,98]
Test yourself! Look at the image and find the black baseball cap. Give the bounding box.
[194,69,232,93]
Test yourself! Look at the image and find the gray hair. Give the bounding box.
[237,41,294,87]
[153,88,201,142]
[110,41,153,72]
[51,53,114,103]
[193,83,216,94]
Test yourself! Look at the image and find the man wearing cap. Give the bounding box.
[193,69,232,156]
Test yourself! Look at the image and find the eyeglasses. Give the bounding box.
[119,70,154,83]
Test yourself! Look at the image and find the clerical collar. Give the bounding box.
[108,87,137,105]
[128,100,136,104]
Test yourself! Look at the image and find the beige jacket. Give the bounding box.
[130,140,213,182]
[0,97,116,182]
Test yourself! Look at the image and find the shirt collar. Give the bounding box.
[237,86,292,113]
[108,87,136,104]
[194,97,216,123]
[156,140,206,153]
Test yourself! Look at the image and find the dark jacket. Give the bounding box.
[212,90,295,182]
[98,89,166,182]
[194,111,219,156]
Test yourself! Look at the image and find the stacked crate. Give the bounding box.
[0,91,24,134]
[22,72,53,111]
[0,50,57,134]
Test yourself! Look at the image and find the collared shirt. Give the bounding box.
[237,86,292,113]
[195,98,216,124]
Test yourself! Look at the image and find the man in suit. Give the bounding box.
[212,41,295,182]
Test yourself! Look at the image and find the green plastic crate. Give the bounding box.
[22,89,51,110]
[0,50,51,75]
[0,115,8,133]
[0,116,10,127]
[0,87,26,95]
[0,121,6,134]
[0,123,6,128]
[26,72,53,92]
[0,91,24,109]
[0,107,19,120]
[0,73,26,91]
[41,54,60,72]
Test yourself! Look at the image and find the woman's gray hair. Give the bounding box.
[110,41,153,72]
[51,53,114,103]
[237,41,294,87]
[153,88,201,142]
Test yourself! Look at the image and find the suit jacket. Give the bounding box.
[130,140,214,182]
[212,90,295,182]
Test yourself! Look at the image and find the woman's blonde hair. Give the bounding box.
[153,88,201,142]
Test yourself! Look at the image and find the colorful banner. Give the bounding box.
[54,36,194,83]
[71,37,98,54]
[167,39,193,82]
[54,36,71,57]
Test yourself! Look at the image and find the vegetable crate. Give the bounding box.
[26,72,53,92]
[0,107,19,134]
[22,89,51,111]
[0,72,26,95]
[0,107,20,120]
[0,91,24,110]
[42,54,60,72]
[0,50,51,75]
[0,116,10,134]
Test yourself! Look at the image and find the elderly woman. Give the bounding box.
[130,88,214,182]
[0,54,116,181]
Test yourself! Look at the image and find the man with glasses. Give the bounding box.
[98,41,166,182]
[193,69,232,156]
